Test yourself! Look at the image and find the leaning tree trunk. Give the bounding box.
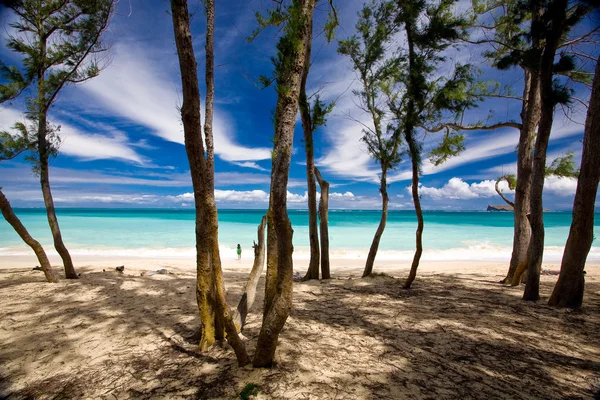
[300,18,319,281]
[403,151,423,289]
[504,69,540,285]
[170,0,249,365]
[315,167,330,279]
[495,177,515,208]
[523,0,566,301]
[548,56,600,309]
[253,0,316,368]
[234,215,267,330]
[0,188,58,283]
[362,168,388,278]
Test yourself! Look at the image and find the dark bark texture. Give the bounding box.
[253,0,316,368]
[315,167,330,279]
[0,188,58,283]
[504,69,539,285]
[300,19,320,281]
[524,0,566,301]
[170,0,249,365]
[403,156,423,289]
[548,56,600,308]
[363,169,388,278]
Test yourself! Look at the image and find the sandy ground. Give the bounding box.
[0,255,599,400]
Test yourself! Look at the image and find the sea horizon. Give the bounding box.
[1,208,598,263]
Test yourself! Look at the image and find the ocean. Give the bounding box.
[1,208,598,262]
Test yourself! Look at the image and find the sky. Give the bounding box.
[0,0,598,211]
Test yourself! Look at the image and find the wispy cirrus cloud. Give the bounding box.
[78,44,272,164]
[0,107,145,164]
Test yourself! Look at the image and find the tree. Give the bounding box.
[338,1,402,278]
[299,19,336,280]
[383,0,478,289]
[315,167,331,279]
[1,0,115,279]
[0,127,57,283]
[548,56,600,309]
[466,0,592,287]
[170,0,249,365]
[495,153,578,211]
[495,174,516,208]
[234,215,267,330]
[252,0,317,368]
[522,0,590,301]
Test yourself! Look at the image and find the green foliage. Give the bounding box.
[546,151,579,178]
[239,383,260,400]
[383,0,477,172]
[0,0,113,165]
[0,125,32,161]
[338,0,402,172]
[309,95,335,132]
[429,131,465,166]
[496,173,517,190]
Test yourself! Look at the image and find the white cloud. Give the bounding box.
[418,176,578,201]
[330,191,355,199]
[544,176,577,196]
[230,161,268,171]
[79,44,271,163]
[0,107,144,164]
[418,178,510,200]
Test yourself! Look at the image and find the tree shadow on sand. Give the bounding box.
[0,267,599,399]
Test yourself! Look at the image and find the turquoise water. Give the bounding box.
[0,209,598,261]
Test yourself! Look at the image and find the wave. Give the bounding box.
[1,243,599,263]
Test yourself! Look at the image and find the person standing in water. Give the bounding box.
[237,244,242,260]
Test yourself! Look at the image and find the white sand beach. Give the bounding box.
[0,254,599,399]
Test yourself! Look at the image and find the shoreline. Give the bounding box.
[2,253,599,275]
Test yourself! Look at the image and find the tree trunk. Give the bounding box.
[362,169,388,278]
[403,157,423,289]
[38,134,77,279]
[300,19,319,281]
[234,215,267,330]
[35,35,77,280]
[548,56,600,309]
[170,0,249,365]
[253,0,315,368]
[315,167,330,279]
[523,0,566,301]
[0,188,58,283]
[503,69,539,285]
[495,178,515,208]
[263,209,278,321]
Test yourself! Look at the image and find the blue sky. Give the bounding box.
[0,0,597,210]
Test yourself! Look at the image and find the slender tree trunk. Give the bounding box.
[38,122,77,279]
[234,215,267,330]
[263,209,278,321]
[35,36,77,280]
[253,0,316,368]
[362,169,388,278]
[548,56,600,309]
[171,0,249,365]
[523,0,566,301]
[0,188,58,283]
[495,178,515,208]
[403,156,423,289]
[503,69,539,285]
[300,20,319,281]
[315,167,330,279]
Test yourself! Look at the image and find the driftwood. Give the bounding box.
[233,215,267,331]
